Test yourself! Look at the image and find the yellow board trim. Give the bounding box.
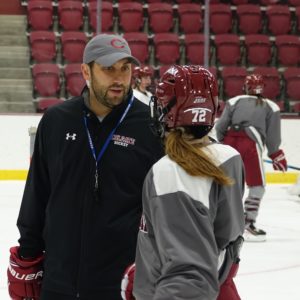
[265,172,299,184]
[0,170,28,180]
[0,170,299,183]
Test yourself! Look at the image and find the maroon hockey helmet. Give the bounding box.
[244,74,265,95]
[154,65,218,131]
[133,65,153,81]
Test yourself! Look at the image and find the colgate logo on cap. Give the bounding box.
[111,38,126,49]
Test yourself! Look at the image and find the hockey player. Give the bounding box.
[132,65,153,105]
[7,34,163,300]
[215,74,287,242]
[121,65,245,300]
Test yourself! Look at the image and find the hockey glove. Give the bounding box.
[269,149,287,172]
[121,263,136,300]
[217,263,241,300]
[7,246,44,300]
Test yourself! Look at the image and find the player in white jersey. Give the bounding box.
[121,65,245,300]
[215,74,287,242]
[132,65,153,105]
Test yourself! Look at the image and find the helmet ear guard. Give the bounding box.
[149,95,176,137]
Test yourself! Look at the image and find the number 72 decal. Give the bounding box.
[184,108,212,123]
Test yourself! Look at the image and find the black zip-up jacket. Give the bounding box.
[17,91,164,299]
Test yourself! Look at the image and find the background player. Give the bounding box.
[215,74,287,242]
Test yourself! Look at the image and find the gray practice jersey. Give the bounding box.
[215,95,281,156]
[134,143,245,300]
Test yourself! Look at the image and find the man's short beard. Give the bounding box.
[91,82,129,109]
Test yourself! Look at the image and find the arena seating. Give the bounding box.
[118,2,144,33]
[214,34,241,66]
[20,0,300,112]
[236,4,262,35]
[29,30,56,63]
[178,3,202,34]
[147,3,174,33]
[64,63,85,97]
[58,1,84,31]
[32,63,60,97]
[244,34,272,66]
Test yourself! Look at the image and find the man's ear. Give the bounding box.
[81,63,91,81]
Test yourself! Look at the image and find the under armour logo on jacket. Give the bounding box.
[66,133,77,140]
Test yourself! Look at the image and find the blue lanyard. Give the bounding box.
[83,96,134,191]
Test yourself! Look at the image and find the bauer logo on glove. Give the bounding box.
[7,246,44,300]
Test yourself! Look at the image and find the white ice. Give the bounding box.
[1,181,300,300]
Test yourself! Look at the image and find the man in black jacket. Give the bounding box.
[7,34,163,300]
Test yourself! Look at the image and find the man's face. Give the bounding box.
[90,59,132,108]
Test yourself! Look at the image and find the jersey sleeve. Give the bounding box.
[215,101,233,142]
[212,151,245,282]
[265,101,282,156]
[148,186,219,299]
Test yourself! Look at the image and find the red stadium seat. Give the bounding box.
[60,31,87,63]
[118,2,144,32]
[147,0,173,3]
[64,64,85,97]
[153,33,180,65]
[208,66,218,80]
[275,35,300,66]
[275,100,285,112]
[88,1,113,33]
[266,5,291,36]
[178,3,202,34]
[232,0,249,4]
[29,31,56,63]
[244,34,272,66]
[294,7,300,33]
[253,67,281,99]
[236,4,262,35]
[221,66,247,99]
[289,0,300,6]
[291,102,300,112]
[184,33,206,65]
[58,1,83,31]
[123,32,149,64]
[32,63,60,97]
[210,4,232,34]
[214,34,241,66]
[283,67,300,101]
[217,99,226,117]
[147,3,174,33]
[36,98,64,113]
[27,1,53,30]
[260,0,284,5]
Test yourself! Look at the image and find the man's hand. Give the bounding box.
[7,246,44,300]
[269,149,287,172]
[121,263,136,300]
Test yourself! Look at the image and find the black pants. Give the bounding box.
[40,289,120,300]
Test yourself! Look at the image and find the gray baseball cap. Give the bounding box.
[83,34,140,67]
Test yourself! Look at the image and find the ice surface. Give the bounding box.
[1,181,299,300]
